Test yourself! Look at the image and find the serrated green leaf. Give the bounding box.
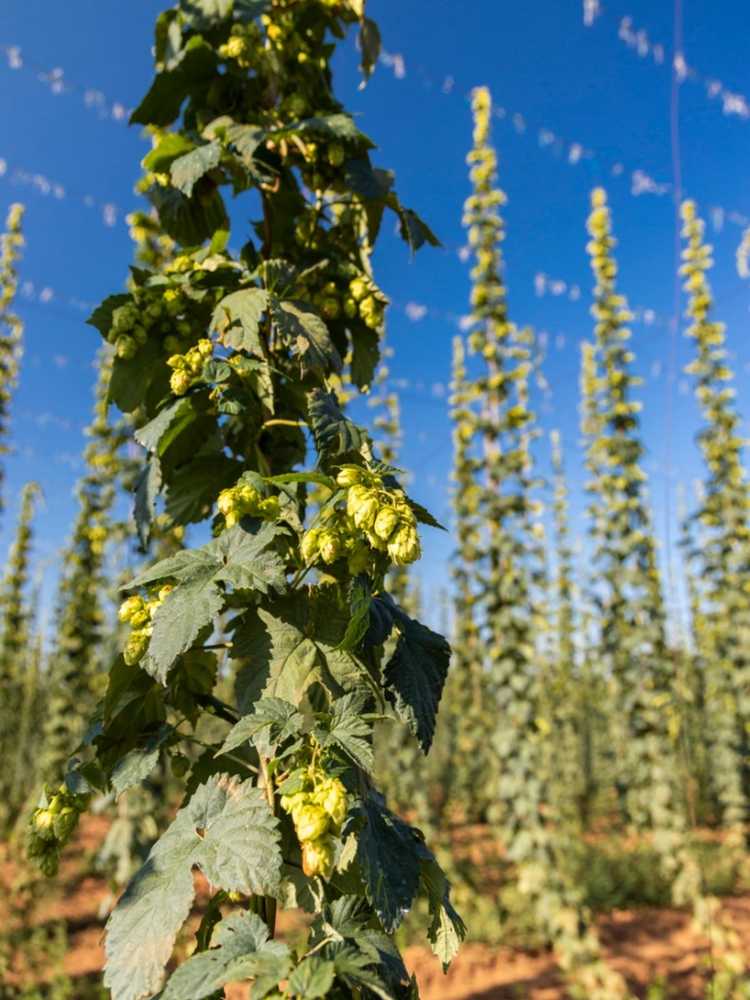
[171,140,222,197]
[213,288,269,354]
[308,389,367,465]
[350,326,379,390]
[355,792,421,933]
[161,910,286,1000]
[130,38,217,127]
[383,606,451,753]
[337,576,372,652]
[142,133,195,174]
[388,198,441,254]
[273,300,341,377]
[166,454,243,525]
[148,575,224,683]
[288,958,335,999]
[217,698,303,758]
[111,726,173,797]
[325,692,373,772]
[128,525,287,682]
[232,591,359,709]
[234,0,269,19]
[271,113,373,149]
[405,497,446,531]
[109,340,163,413]
[105,775,281,1000]
[420,859,466,970]
[135,398,195,454]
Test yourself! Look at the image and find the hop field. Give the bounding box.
[2,1,750,998]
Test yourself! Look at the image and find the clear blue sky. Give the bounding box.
[1,1,749,627]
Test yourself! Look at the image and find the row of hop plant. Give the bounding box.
[3,6,750,1000]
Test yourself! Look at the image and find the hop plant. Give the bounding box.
[57,4,460,998]
[0,202,25,511]
[27,784,90,878]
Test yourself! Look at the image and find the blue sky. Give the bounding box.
[1,0,749,627]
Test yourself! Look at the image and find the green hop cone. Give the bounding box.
[318,529,342,564]
[118,595,145,624]
[32,808,55,840]
[53,806,78,842]
[301,836,334,878]
[170,369,193,396]
[39,851,60,878]
[373,505,399,542]
[388,523,421,566]
[280,791,308,818]
[349,277,369,302]
[314,778,348,830]
[294,803,330,843]
[124,628,150,666]
[300,527,321,563]
[336,465,363,488]
[347,485,379,530]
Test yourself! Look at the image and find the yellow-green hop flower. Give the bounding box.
[336,465,363,487]
[170,370,193,396]
[373,505,399,542]
[318,529,342,564]
[301,836,334,878]
[124,628,150,666]
[301,527,321,563]
[294,803,330,842]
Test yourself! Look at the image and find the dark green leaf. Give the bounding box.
[350,326,379,390]
[404,497,446,531]
[135,398,194,454]
[130,38,216,127]
[87,294,131,337]
[273,300,341,377]
[170,140,222,197]
[272,114,373,149]
[134,456,162,549]
[150,182,229,247]
[383,607,451,753]
[337,576,372,652]
[356,792,421,933]
[128,524,287,682]
[148,576,224,683]
[233,591,358,709]
[166,454,242,525]
[308,389,367,465]
[358,18,381,82]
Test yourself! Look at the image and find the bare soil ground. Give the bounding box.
[3,817,750,999]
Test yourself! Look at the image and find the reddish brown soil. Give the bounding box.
[4,817,750,999]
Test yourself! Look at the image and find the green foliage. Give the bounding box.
[0,482,41,829]
[36,3,462,998]
[0,203,24,511]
